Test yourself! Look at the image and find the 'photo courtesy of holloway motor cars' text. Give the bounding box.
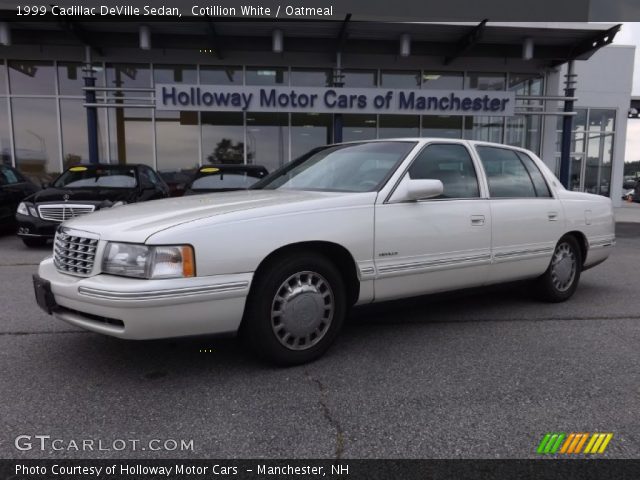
[2,0,640,478]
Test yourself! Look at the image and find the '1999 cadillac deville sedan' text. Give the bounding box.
[33,139,615,364]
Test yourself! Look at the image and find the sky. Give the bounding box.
[613,22,640,162]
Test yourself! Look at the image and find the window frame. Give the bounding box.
[474,144,555,200]
[384,141,484,203]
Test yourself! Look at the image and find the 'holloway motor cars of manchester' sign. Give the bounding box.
[155,85,516,116]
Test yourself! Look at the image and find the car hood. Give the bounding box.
[62,189,365,242]
[27,187,136,205]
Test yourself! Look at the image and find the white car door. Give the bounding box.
[374,142,492,301]
[472,144,564,284]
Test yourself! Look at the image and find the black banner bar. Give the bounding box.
[0,0,640,21]
[3,460,640,480]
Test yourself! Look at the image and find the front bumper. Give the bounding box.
[37,257,252,339]
[16,213,58,238]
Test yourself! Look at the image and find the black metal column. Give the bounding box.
[83,68,99,164]
[559,61,576,189]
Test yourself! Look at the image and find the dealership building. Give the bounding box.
[0,17,634,204]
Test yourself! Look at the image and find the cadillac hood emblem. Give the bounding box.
[63,194,70,201]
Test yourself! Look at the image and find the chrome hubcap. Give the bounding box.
[550,242,576,292]
[271,271,334,351]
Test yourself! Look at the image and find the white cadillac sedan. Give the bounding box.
[33,139,615,365]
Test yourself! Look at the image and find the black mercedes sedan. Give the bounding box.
[183,164,269,196]
[16,163,169,247]
[0,164,40,232]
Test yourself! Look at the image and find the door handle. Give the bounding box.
[470,215,485,226]
[547,211,558,221]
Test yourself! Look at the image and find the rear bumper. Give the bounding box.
[16,213,58,238]
[37,258,252,339]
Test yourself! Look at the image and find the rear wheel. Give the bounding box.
[22,237,48,248]
[242,253,346,365]
[535,235,582,302]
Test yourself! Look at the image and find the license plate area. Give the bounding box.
[33,275,58,314]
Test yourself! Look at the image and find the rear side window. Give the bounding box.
[408,144,480,198]
[515,151,551,198]
[476,146,540,198]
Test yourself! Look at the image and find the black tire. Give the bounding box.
[241,252,346,366]
[535,235,582,303]
[22,237,48,248]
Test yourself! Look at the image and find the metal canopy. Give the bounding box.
[0,18,621,66]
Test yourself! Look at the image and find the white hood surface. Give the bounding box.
[61,189,360,242]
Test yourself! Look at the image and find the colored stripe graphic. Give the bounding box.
[538,433,613,454]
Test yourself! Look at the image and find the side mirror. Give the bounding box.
[390,178,444,202]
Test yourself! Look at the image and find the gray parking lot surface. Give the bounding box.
[1,225,639,459]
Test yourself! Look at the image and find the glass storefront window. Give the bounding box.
[246,113,289,172]
[106,63,151,100]
[555,132,586,154]
[201,112,244,164]
[60,99,107,167]
[291,68,332,87]
[381,71,420,89]
[505,115,541,154]
[12,98,60,180]
[156,111,199,171]
[378,115,419,138]
[58,62,104,96]
[291,113,332,160]
[0,60,7,94]
[465,116,504,143]
[588,109,616,132]
[422,72,463,90]
[200,66,243,85]
[0,98,10,165]
[557,109,587,133]
[341,70,377,88]
[465,72,506,91]
[8,61,55,95]
[342,114,377,142]
[422,116,462,138]
[508,74,543,95]
[246,67,288,86]
[584,133,613,196]
[153,65,197,85]
[108,107,154,167]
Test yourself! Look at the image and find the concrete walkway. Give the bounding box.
[615,202,640,223]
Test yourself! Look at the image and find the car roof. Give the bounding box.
[327,138,530,151]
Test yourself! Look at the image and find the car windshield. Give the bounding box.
[53,166,138,189]
[191,169,265,190]
[254,141,416,193]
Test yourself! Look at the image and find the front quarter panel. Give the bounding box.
[146,193,377,283]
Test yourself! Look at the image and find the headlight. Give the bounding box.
[28,206,38,217]
[102,242,195,279]
[17,202,29,216]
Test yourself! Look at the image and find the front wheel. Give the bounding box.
[535,235,582,302]
[241,253,346,365]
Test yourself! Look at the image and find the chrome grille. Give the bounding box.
[38,204,95,222]
[54,230,99,276]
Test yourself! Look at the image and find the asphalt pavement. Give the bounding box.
[1,224,639,459]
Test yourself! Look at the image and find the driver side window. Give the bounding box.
[408,144,480,199]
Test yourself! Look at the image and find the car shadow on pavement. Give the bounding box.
[49,281,538,375]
